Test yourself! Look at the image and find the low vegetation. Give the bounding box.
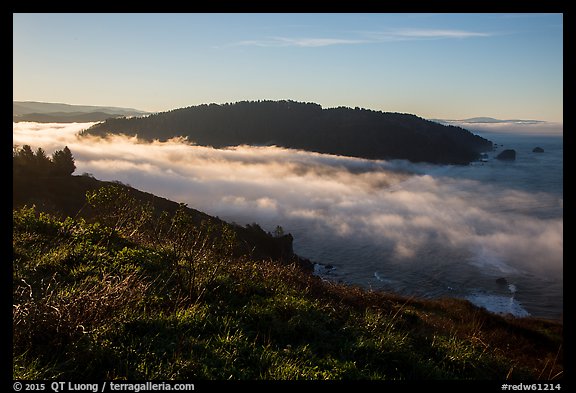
[13,197,562,380]
[13,146,562,380]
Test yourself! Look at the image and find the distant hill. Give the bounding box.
[13,101,149,122]
[84,100,493,165]
[457,117,506,124]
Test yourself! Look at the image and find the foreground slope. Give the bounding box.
[84,100,493,164]
[12,172,562,380]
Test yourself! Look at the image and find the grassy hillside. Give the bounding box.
[13,175,301,266]
[12,175,563,381]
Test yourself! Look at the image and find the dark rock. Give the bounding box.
[496,149,516,160]
[532,147,544,153]
[496,277,508,286]
[295,256,314,272]
[273,233,295,262]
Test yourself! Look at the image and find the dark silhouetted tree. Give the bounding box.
[34,147,52,174]
[52,146,76,176]
[13,145,38,175]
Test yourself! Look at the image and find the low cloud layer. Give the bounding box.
[13,122,563,284]
[436,119,564,135]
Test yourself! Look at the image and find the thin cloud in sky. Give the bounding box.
[236,37,369,48]
[235,28,493,48]
[360,28,493,42]
[379,28,492,39]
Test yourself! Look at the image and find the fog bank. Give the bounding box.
[13,122,563,282]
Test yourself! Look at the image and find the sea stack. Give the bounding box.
[496,149,516,160]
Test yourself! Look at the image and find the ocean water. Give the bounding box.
[13,122,563,320]
[298,132,563,320]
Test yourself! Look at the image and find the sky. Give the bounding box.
[13,13,563,123]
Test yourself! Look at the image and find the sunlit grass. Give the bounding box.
[13,202,563,380]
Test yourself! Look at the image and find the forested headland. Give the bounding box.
[84,100,493,165]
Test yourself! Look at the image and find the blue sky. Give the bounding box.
[13,13,563,122]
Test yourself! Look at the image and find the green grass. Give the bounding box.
[12,202,563,380]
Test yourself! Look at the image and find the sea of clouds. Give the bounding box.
[13,121,563,283]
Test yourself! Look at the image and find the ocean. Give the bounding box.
[13,122,563,320]
[217,131,563,320]
[295,131,564,320]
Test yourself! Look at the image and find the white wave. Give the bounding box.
[466,292,530,317]
[373,271,394,284]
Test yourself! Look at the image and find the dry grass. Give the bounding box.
[13,272,150,354]
[13,201,563,380]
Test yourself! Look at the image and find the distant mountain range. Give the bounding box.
[13,101,149,122]
[84,100,493,165]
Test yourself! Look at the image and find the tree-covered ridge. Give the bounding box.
[84,100,493,165]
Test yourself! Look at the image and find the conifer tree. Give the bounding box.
[51,146,76,176]
[13,145,41,175]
